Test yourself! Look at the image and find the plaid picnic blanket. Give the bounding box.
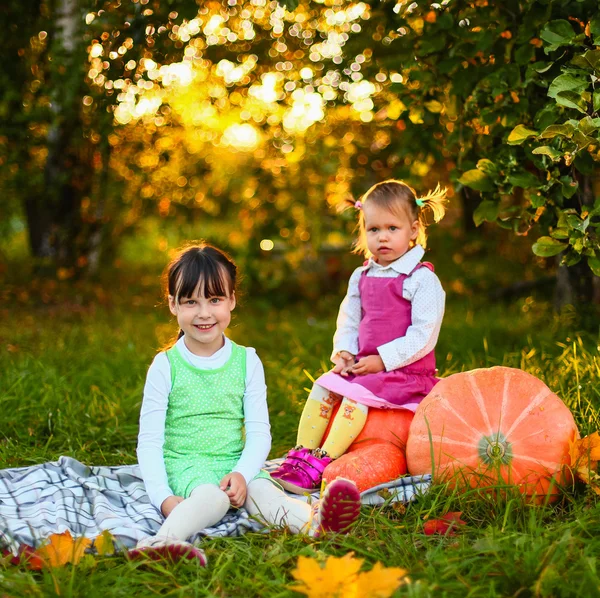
[0,457,431,552]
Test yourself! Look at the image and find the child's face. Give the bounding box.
[169,284,236,357]
[363,203,419,267]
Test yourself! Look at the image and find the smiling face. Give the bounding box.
[363,202,419,267]
[169,278,236,357]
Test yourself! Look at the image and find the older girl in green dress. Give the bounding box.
[133,243,360,564]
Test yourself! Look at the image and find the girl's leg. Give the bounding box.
[245,478,361,536]
[272,385,345,493]
[154,484,231,541]
[245,478,313,534]
[131,484,229,564]
[296,384,342,449]
[320,398,368,459]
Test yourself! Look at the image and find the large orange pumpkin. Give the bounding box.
[321,404,413,492]
[406,366,578,499]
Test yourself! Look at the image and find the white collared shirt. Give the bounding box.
[136,336,271,511]
[332,245,445,371]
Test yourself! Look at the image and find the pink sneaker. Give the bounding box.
[273,449,332,494]
[271,447,311,480]
[128,537,207,566]
[317,477,361,534]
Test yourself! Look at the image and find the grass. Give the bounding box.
[0,256,599,597]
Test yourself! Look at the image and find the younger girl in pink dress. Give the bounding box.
[272,179,448,493]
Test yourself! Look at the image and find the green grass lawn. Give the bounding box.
[0,265,599,597]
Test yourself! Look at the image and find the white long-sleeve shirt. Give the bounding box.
[332,245,445,371]
[136,335,271,511]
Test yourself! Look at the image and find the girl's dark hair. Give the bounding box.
[164,243,237,304]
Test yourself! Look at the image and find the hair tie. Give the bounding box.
[354,200,363,210]
[415,198,425,207]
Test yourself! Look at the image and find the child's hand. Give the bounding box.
[351,355,385,375]
[161,495,184,517]
[332,351,356,377]
[220,472,247,507]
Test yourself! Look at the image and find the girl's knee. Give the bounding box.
[215,487,231,510]
[340,397,368,415]
[211,486,231,511]
[309,384,340,404]
[246,478,279,504]
[191,483,231,509]
[246,477,267,497]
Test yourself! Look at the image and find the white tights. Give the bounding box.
[153,478,313,542]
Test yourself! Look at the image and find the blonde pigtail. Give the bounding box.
[334,194,369,256]
[416,184,448,223]
[352,208,368,256]
[336,193,366,214]
[415,183,448,249]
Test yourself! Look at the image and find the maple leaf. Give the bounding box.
[423,512,467,536]
[36,531,92,567]
[93,530,116,556]
[291,553,363,598]
[291,553,409,598]
[570,432,600,464]
[355,562,408,598]
[569,432,600,495]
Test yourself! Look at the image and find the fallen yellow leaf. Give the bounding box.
[355,562,409,598]
[569,432,600,495]
[290,553,408,598]
[291,553,362,598]
[36,531,92,567]
[570,432,600,465]
[93,530,115,556]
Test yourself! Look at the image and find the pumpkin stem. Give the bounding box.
[478,432,512,466]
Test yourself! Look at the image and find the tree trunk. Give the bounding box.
[27,0,91,270]
[86,139,112,274]
[460,186,479,233]
[554,174,599,310]
[24,195,54,259]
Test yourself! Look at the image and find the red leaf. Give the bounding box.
[423,512,466,536]
[440,512,466,524]
[12,545,46,570]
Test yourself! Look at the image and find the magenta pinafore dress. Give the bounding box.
[315,262,439,411]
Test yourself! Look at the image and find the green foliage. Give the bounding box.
[458,169,494,193]
[507,125,539,145]
[280,0,300,10]
[356,0,600,273]
[532,236,569,257]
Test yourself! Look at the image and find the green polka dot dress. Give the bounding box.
[163,340,270,498]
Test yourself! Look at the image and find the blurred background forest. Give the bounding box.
[1,0,599,310]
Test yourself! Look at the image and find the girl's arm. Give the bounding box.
[136,352,176,512]
[331,266,365,361]
[377,268,446,371]
[232,348,271,483]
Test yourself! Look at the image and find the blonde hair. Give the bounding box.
[347,179,448,256]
